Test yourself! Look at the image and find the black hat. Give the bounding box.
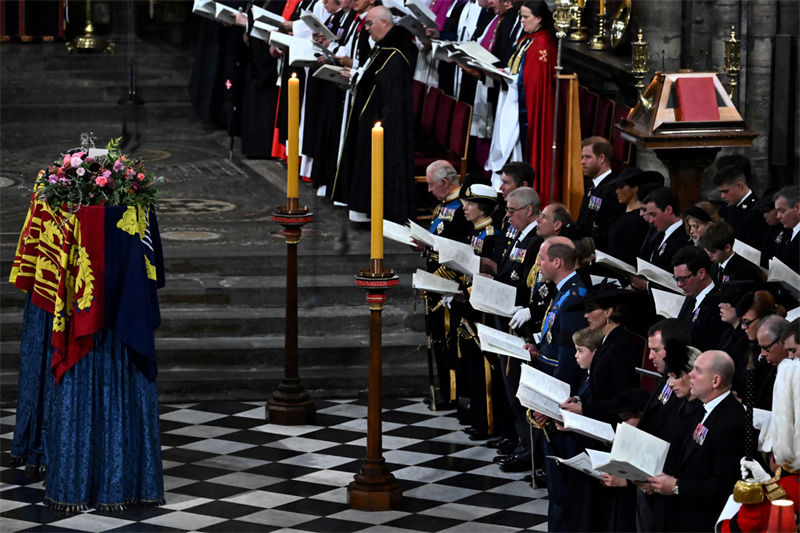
[685,205,712,223]
[735,291,755,318]
[753,187,779,212]
[717,280,753,305]
[663,338,700,376]
[568,279,635,311]
[609,167,665,189]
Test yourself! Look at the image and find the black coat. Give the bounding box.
[607,209,651,268]
[668,393,746,532]
[580,326,643,424]
[776,229,800,272]
[712,252,765,287]
[331,25,418,222]
[576,173,625,252]
[495,227,542,305]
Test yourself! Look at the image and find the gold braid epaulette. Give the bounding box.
[733,466,789,504]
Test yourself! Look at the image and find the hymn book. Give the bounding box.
[436,236,480,275]
[595,250,637,276]
[516,364,570,422]
[192,0,217,21]
[313,65,351,87]
[559,410,616,444]
[636,258,683,294]
[407,220,438,249]
[300,13,338,43]
[767,257,800,293]
[249,21,274,42]
[382,219,414,246]
[587,422,669,481]
[405,0,438,28]
[787,306,800,322]
[251,5,285,27]
[214,3,240,24]
[475,323,530,361]
[469,275,517,317]
[397,15,430,42]
[733,239,762,268]
[546,452,606,481]
[411,269,460,296]
[651,288,686,319]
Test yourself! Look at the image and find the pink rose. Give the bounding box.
[95,175,108,187]
[137,172,145,181]
[76,167,86,176]
[101,170,111,178]
[48,176,58,184]
[85,156,95,163]
[70,156,82,168]
[113,160,124,172]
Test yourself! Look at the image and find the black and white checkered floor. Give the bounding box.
[0,398,549,532]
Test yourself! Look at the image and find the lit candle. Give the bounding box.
[287,73,299,201]
[598,0,605,14]
[371,122,384,260]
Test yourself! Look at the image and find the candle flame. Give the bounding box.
[291,72,297,79]
[374,122,382,128]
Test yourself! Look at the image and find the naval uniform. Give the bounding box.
[719,191,770,249]
[426,188,472,404]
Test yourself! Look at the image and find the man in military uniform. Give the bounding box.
[420,160,472,409]
[490,187,542,473]
[529,236,588,531]
[713,163,769,249]
[483,161,534,275]
[576,136,624,252]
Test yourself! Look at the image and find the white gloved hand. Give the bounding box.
[740,457,770,482]
[510,307,532,329]
[441,295,454,309]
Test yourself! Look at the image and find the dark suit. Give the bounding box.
[775,228,799,272]
[676,286,727,352]
[576,172,625,252]
[667,393,746,532]
[647,225,692,272]
[494,226,542,305]
[712,252,765,286]
[719,193,770,249]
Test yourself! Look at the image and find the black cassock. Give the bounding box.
[332,25,417,223]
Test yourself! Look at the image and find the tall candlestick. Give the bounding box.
[287,73,300,202]
[371,122,384,262]
[599,0,605,14]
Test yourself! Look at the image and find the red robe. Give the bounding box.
[720,471,799,532]
[520,29,557,205]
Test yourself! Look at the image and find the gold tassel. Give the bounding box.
[450,369,457,401]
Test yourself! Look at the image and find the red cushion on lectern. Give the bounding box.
[675,77,720,121]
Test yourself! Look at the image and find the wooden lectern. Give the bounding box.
[616,71,757,211]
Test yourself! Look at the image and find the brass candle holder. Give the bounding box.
[568,1,589,42]
[631,29,653,110]
[724,26,741,99]
[588,11,611,50]
[66,0,115,53]
[553,0,573,40]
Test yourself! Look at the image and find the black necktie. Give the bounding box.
[678,296,696,324]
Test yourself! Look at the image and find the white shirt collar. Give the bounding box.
[592,169,613,188]
[718,252,735,270]
[659,220,684,245]
[735,190,753,207]
[701,390,731,424]
[556,270,578,292]
[516,220,538,242]
[693,281,714,310]
[792,221,800,241]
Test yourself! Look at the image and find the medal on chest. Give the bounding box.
[658,383,673,404]
[510,245,526,263]
[435,221,444,235]
[589,195,602,211]
[693,422,709,445]
[438,206,456,221]
[471,235,484,254]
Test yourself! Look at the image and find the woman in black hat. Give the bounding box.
[684,201,721,245]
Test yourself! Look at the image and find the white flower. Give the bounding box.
[76,167,86,176]
[70,156,82,168]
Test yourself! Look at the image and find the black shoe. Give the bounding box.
[493,454,511,464]
[533,468,547,488]
[468,432,490,441]
[522,474,533,483]
[485,437,504,449]
[431,400,456,411]
[423,396,432,406]
[498,439,517,455]
[499,455,532,473]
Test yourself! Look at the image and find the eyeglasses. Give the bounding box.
[672,273,695,284]
[507,204,529,215]
[740,317,757,328]
[758,339,779,352]
[364,19,375,27]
